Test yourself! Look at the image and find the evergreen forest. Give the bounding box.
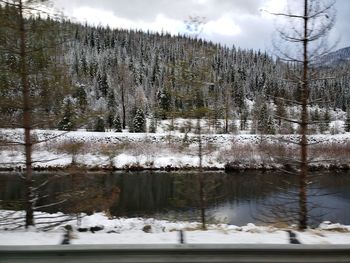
[1,4,350,134]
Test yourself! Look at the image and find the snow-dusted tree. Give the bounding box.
[106,90,117,129]
[96,72,109,98]
[113,115,122,132]
[72,85,87,113]
[344,109,350,132]
[148,114,157,133]
[274,98,287,127]
[0,0,72,228]
[94,117,105,132]
[319,107,331,133]
[266,116,276,135]
[257,103,270,134]
[309,108,320,132]
[157,88,171,119]
[311,108,320,123]
[251,96,270,134]
[270,0,336,230]
[239,105,249,131]
[57,98,76,131]
[133,108,146,133]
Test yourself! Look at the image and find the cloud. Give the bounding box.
[56,0,264,21]
[331,0,350,49]
[71,7,184,34]
[54,0,350,50]
[200,13,275,50]
[204,14,241,36]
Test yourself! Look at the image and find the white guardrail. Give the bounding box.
[1,244,350,263]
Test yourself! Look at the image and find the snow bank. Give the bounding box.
[0,210,350,245]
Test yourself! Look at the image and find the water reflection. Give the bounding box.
[0,171,349,226]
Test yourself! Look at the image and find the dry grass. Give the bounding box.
[55,140,87,165]
[216,139,349,169]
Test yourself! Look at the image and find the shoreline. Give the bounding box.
[1,163,349,173]
[1,129,350,173]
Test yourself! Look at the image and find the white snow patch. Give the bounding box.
[0,210,349,245]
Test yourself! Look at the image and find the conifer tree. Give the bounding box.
[275,98,287,126]
[257,103,270,134]
[322,107,331,132]
[94,117,105,132]
[239,106,249,131]
[113,115,122,132]
[266,116,276,135]
[133,108,146,133]
[157,88,171,119]
[149,114,157,133]
[57,98,76,131]
[73,85,87,113]
[106,111,115,130]
[97,72,109,97]
[311,108,320,122]
[310,108,320,132]
[345,109,350,132]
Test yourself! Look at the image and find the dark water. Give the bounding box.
[0,171,349,226]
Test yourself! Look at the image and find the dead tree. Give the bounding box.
[0,0,71,228]
[269,0,336,230]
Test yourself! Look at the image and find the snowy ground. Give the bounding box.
[0,211,349,245]
[1,129,350,170]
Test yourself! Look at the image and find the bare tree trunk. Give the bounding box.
[199,176,206,229]
[197,118,206,230]
[224,94,229,134]
[18,0,34,228]
[121,84,126,129]
[298,0,309,231]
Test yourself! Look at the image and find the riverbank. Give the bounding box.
[0,210,350,245]
[1,129,350,171]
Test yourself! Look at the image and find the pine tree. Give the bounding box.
[94,117,105,132]
[106,90,117,129]
[323,107,331,132]
[149,114,157,133]
[97,72,109,97]
[133,108,146,133]
[311,108,320,133]
[106,111,115,130]
[57,99,76,131]
[345,110,350,132]
[266,116,276,134]
[157,88,171,119]
[275,98,287,126]
[72,85,87,113]
[113,115,122,132]
[311,108,320,122]
[257,103,269,134]
[240,107,249,131]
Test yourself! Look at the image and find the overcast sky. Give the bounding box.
[54,0,350,52]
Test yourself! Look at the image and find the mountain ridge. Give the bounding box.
[319,46,350,67]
